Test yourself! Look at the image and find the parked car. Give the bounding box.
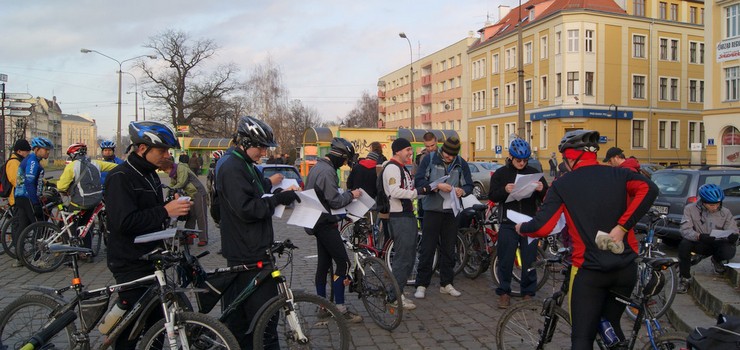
[635,165,740,245]
[257,164,305,189]
[638,162,665,179]
[468,161,504,199]
[528,157,543,173]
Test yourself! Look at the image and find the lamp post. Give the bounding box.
[80,49,156,156]
[122,71,139,121]
[609,104,619,148]
[399,32,414,130]
[141,92,147,121]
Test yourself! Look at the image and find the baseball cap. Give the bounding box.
[602,147,624,162]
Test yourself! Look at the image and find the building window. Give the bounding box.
[525,121,532,142]
[689,79,703,102]
[727,4,740,38]
[506,83,517,106]
[556,73,562,97]
[726,66,740,101]
[492,54,499,74]
[670,4,678,21]
[585,30,594,53]
[505,48,516,70]
[670,78,679,101]
[476,126,486,151]
[632,119,646,148]
[493,87,499,108]
[633,35,646,58]
[567,72,579,95]
[690,42,698,63]
[524,42,533,64]
[525,79,532,102]
[670,39,679,61]
[540,76,548,100]
[472,58,486,79]
[659,120,680,149]
[633,75,646,99]
[700,43,704,64]
[505,122,517,146]
[473,90,487,111]
[540,120,548,149]
[585,72,594,96]
[567,29,579,52]
[688,121,705,147]
[556,31,562,54]
[659,77,668,100]
[690,7,697,24]
[659,38,668,60]
[634,0,645,16]
[660,2,667,20]
[491,124,500,151]
[540,36,548,59]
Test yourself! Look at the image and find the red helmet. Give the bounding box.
[66,143,87,159]
[212,150,225,160]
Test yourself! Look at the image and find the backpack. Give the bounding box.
[375,161,405,214]
[70,158,103,209]
[687,314,740,349]
[0,157,15,198]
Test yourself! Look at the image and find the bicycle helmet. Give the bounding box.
[128,121,180,149]
[100,140,116,150]
[212,150,224,159]
[236,116,278,148]
[698,184,725,204]
[509,138,532,159]
[30,137,54,150]
[558,130,600,153]
[66,143,87,160]
[328,138,356,161]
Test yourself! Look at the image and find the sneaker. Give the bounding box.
[711,257,727,274]
[498,294,511,309]
[414,286,426,299]
[677,277,690,294]
[11,260,22,268]
[342,310,363,323]
[401,295,416,310]
[440,284,462,297]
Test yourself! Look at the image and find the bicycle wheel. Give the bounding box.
[139,311,239,349]
[1,216,21,259]
[17,222,67,273]
[0,294,75,349]
[253,291,351,349]
[491,246,550,297]
[496,299,572,349]
[453,232,468,276]
[641,332,689,350]
[461,228,484,278]
[358,256,403,330]
[90,225,103,257]
[626,262,678,320]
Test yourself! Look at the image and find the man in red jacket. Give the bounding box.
[603,147,640,173]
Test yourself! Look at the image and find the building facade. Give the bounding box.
[4,96,64,161]
[704,0,740,165]
[61,114,99,159]
[467,0,705,166]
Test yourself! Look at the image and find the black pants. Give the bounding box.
[73,208,95,249]
[678,238,737,278]
[222,265,278,350]
[13,197,41,245]
[416,211,457,288]
[314,223,350,305]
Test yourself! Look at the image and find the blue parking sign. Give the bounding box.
[495,145,502,154]
[599,136,608,143]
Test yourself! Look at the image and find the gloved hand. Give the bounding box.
[727,233,738,245]
[272,190,300,206]
[699,234,715,244]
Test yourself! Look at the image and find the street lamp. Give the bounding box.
[80,49,156,156]
[122,71,139,121]
[608,104,619,148]
[399,32,414,130]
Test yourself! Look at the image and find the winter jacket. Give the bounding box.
[619,158,641,173]
[305,157,354,226]
[100,156,124,186]
[347,159,378,198]
[414,150,473,213]
[680,201,738,241]
[104,152,170,275]
[382,158,423,214]
[488,160,548,222]
[15,152,45,205]
[169,163,206,198]
[6,153,24,206]
[57,157,117,193]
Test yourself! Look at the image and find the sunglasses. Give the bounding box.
[512,158,528,163]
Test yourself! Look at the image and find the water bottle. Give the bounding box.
[598,317,619,347]
[98,303,127,335]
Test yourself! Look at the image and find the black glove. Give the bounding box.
[272,190,300,206]
[699,234,715,244]
[727,233,738,245]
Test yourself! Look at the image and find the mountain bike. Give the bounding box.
[495,250,689,349]
[0,228,239,349]
[2,180,61,259]
[16,201,106,273]
[180,239,351,349]
[0,200,14,256]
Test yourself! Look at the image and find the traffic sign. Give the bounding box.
[3,101,31,109]
[2,93,33,100]
[495,145,502,154]
[3,110,30,117]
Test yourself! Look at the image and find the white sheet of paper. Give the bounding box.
[442,191,452,209]
[461,194,480,209]
[550,214,566,236]
[725,262,740,269]
[275,178,299,191]
[450,190,463,216]
[331,207,346,215]
[710,229,733,238]
[134,228,178,243]
[429,175,450,190]
[286,189,328,228]
[505,210,536,244]
[505,173,543,203]
[262,194,285,218]
[296,189,328,213]
[345,188,376,217]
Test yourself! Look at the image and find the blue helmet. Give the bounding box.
[509,138,531,159]
[100,140,116,149]
[129,121,180,149]
[30,137,54,150]
[698,184,725,204]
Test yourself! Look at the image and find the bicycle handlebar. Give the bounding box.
[21,310,77,350]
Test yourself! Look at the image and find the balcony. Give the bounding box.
[379,105,386,114]
[420,93,432,104]
[377,90,386,99]
[420,113,432,123]
[421,75,432,86]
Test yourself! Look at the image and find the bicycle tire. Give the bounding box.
[17,222,67,273]
[461,228,487,279]
[359,256,403,330]
[2,216,21,259]
[384,238,438,286]
[453,232,468,276]
[253,291,351,349]
[626,263,678,320]
[496,299,572,349]
[640,331,689,350]
[139,311,239,349]
[90,224,103,257]
[0,294,75,349]
[491,246,550,297]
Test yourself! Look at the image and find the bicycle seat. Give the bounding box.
[471,204,488,212]
[641,256,678,270]
[48,244,93,256]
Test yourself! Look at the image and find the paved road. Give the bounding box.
[0,174,673,349]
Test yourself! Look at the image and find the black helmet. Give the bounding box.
[329,138,355,161]
[236,116,278,148]
[558,130,600,153]
[129,121,180,149]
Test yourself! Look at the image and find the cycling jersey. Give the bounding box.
[15,152,45,205]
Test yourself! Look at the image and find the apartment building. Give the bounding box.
[467,0,705,165]
[4,96,64,161]
[61,114,100,159]
[704,0,740,165]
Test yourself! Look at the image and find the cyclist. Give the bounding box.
[160,158,209,246]
[516,130,658,349]
[677,184,738,293]
[602,147,640,173]
[13,137,54,267]
[305,137,363,322]
[488,138,548,308]
[216,116,300,348]
[5,139,31,208]
[99,140,123,187]
[104,121,191,349]
[206,149,224,199]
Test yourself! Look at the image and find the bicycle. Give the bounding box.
[2,180,61,259]
[495,249,689,349]
[180,239,352,349]
[0,199,14,256]
[0,228,238,349]
[15,201,106,273]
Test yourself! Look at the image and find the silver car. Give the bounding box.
[468,161,503,199]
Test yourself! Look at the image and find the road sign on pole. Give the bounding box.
[2,93,32,100]
[3,110,31,117]
[3,101,32,109]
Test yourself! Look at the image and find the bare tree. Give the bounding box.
[138,29,238,135]
[341,91,378,128]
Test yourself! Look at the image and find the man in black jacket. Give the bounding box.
[346,151,380,198]
[104,121,191,349]
[216,116,300,348]
[488,138,548,309]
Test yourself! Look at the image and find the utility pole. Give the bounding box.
[517,0,526,139]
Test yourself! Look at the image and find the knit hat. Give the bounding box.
[441,136,461,156]
[366,151,381,162]
[13,139,31,152]
[392,138,412,154]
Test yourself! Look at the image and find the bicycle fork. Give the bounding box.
[155,270,182,350]
[276,274,309,344]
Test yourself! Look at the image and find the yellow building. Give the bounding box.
[467,0,705,166]
[704,0,740,165]
[61,114,99,159]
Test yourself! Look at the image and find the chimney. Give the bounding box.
[499,5,511,22]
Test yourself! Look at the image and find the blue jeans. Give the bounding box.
[495,223,538,296]
[388,213,417,295]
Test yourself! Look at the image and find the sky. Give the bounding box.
[0,0,520,138]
